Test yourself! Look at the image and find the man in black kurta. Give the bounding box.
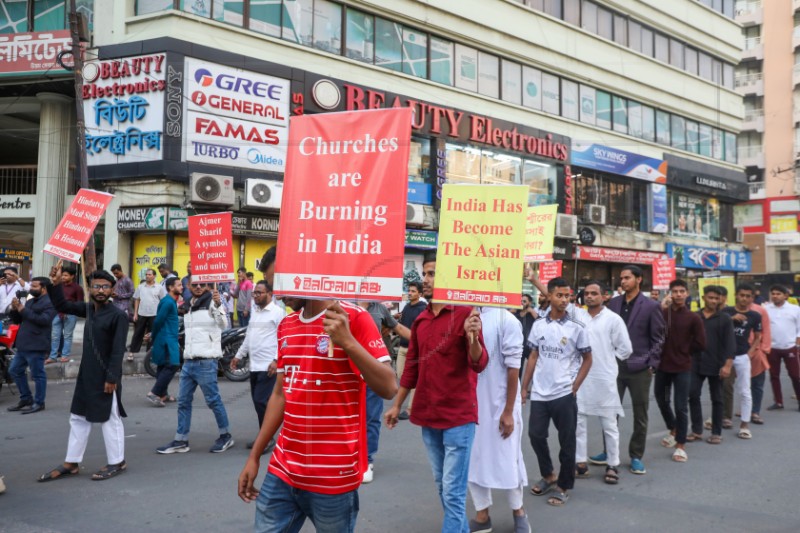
[38,267,129,482]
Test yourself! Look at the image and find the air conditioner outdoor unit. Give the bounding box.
[245,178,283,210]
[190,173,235,206]
[406,203,425,226]
[735,227,745,243]
[584,204,607,225]
[555,213,579,239]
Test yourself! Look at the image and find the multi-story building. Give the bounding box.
[733,0,800,293]
[0,0,746,295]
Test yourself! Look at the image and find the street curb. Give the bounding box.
[43,352,147,380]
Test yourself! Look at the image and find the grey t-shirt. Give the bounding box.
[366,302,398,332]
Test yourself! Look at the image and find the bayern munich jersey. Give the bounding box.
[268,301,390,494]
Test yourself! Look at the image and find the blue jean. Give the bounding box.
[50,314,77,359]
[239,313,250,327]
[10,351,47,405]
[421,423,476,533]
[175,358,230,441]
[365,386,383,464]
[751,371,767,415]
[255,472,358,533]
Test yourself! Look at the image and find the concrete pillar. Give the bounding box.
[32,93,73,276]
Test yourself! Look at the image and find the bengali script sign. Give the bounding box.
[539,261,563,286]
[434,184,527,308]
[188,212,235,283]
[44,190,114,262]
[274,108,412,301]
[576,246,667,264]
[0,31,72,76]
[525,204,558,261]
[652,258,676,290]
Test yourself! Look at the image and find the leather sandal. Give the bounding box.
[91,461,127,481]
[38,464,79,482]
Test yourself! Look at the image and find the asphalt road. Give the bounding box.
[1,374,799,533]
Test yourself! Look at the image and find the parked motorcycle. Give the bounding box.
[0,314,19,396]
[143,318,250,382]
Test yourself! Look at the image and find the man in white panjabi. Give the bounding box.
[467,307,531,533]
[574,281,632,485]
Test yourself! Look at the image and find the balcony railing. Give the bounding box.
[735,72,763,87]
[744,109,764,120]
[744,36,762,50]
[738,145,763,159]
[0,166,37,195]
[735,0,762,14]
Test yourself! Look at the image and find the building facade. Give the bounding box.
[734,0,800,293]
[1,0,745,293]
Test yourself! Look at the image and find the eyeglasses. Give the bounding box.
[91,284,113,290]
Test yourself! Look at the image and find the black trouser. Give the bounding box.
[689,372,723,436]
[528,393,577,491]
[654,370,691,445]
[250,370,277,428]
[129,315,155,353]
[151,364,179,398]
[617,366,652,460]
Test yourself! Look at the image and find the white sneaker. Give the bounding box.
[362,464,374,484]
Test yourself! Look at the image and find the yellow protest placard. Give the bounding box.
[698,276,735,303]
[434,184,527,308]
[525,204,558,261]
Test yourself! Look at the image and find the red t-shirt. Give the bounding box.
[268,301,390,495]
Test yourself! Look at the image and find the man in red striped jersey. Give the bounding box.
[238,291,397,532]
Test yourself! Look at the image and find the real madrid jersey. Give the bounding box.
[527,313,591,402]
[268,301,390,495]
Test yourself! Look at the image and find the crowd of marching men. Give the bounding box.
[2,249,799,533]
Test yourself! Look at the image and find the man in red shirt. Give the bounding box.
[385,252,488,533]
[237,289,397,532]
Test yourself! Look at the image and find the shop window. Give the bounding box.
[313,0,341,54]
[581,0,597,33]
[402,27,427,78]
[628,101,643,138]
[501,59,522,105]
[669,39,684,70]
[375,17,402,72]
[563,0,580,25]
[711,128,723,160]
[579,84,596,125]
[541,72,560,115]
[641,104,655,142]
[671,115,686,150]
[446,144,481,184]
[1,0,29,32]
[522,66,542,110]
[641,26,654,57]
[523,159,557,206]
[181,0,210,18]
[482,152,521,185]
[778,250,791,272]
[596,90,611,129]
[685,120,699,154]
[698,124,712,157]
[212,0,243,26]
[478,52,499,98]
[669,192,720,240]
[33,0,66,30]
[543,0,562,18]
[613,14,627,46]
[430,37,454,85]
[655,110,671,145]
[137,0,173,16]
[408,137,430,183]
[724,132,737,163]
[345,8,374,63]
[561,79,579,120]
[283,0,313,46]
[612,96,627,134]
[454,44,478,92]
[250,0,281,36]
[574,173,648,230]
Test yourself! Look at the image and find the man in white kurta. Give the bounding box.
[574,282,632,483]
[468,308,530,533]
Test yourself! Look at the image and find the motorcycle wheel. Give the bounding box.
[222,337,250,382]
[143,349,157,378]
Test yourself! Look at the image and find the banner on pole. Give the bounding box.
[525,204,558,261]
[44,189,114,262]
[652,258,676,290]
[274,108,413,301]
[434,184,527,308]
[538,260,563,286]
[188,212,235,283]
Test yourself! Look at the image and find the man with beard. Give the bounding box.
[146,277,182,407]
[38,263,129,481]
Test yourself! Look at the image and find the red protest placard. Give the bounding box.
[652,258,676,290]
[274,108,412,301]
[188,212,235,283]
[44,189,114,262]
[539,260,563,286]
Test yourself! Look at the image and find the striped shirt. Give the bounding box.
[268,301,390,495]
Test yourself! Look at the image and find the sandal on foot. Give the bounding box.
[703,418,712,430]
[146,393,165,407]
[737,428,752,440]
[546,491,569,507]
[162,395,176,403]
[706,435,722,444]
[722,419,733,429]
[91,461,127,481]
[575,463,590,478]
[661,434,677,448]
[38,464,79,482]
[672,448,688,463]
[126,353,134,362]
[530,478,556,496]
[604,466,619,485]
[685,433,703,442]
[751,414,764,425]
